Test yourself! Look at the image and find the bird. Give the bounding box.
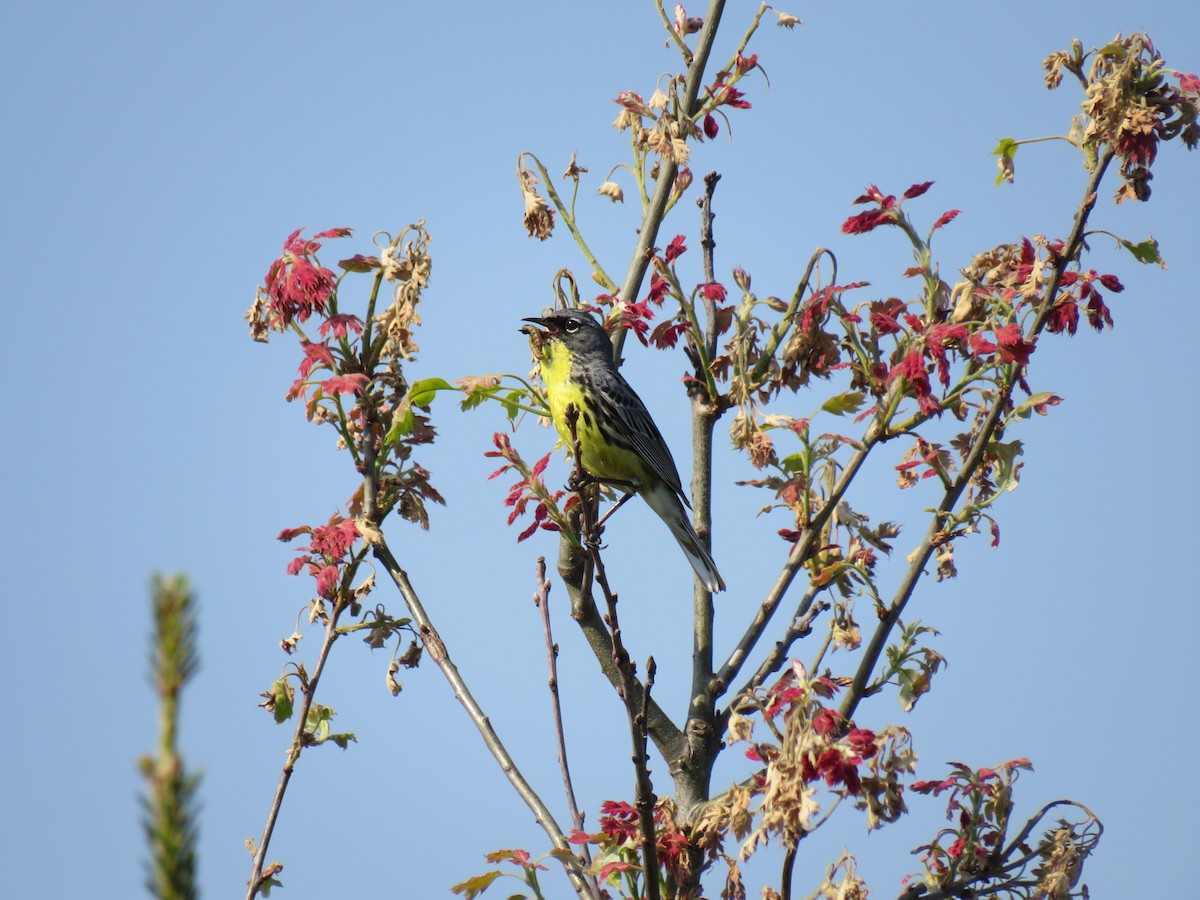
[520,308,725,592]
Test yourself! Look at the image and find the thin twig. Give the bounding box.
[719,593,830,729]
[612,0,729,362]
[712,430,879,701]
[840,147,1115,723]
[559,545,685,760]
[534,557,600,899]
[246,608,343,900]
[780,845,797,900]
[566,404,662,900]
[373,541,587,890]
[359,407,586,893]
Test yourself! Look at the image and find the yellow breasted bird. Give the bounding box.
[521,308,725,592]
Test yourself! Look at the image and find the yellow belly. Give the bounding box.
[540,344,643,486]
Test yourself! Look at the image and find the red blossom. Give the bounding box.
[1045,300,1079,335]
[967,331,997,357]
[888,350,940,416]
[657,830,689,861]
[1031,394,1061,415]
[1082,284,1113,331]
[319,313,365,339]
[814,747,862,794]
[664,234,687,263]
[262,228,351,328]
[298,340,336,378]
[869,298,907,334]
[320,373,370,395]
[598,801,640,841]
[711,81,751,109]
[312,227,352,240]
[315,564,340,598]
[646,273,670,305]
[618,300,655,346]
[699,281,727,302]
[735,52,758,74]
[852,185,890,205]
[599,861,636,881]
[993,324,1034,365]
[846,728,878,759]
[842,208,893,235]
[307,519,360,559]
[703,113,719,139]
[484,848,547,871]
[932,209,960,230]
[903,181,934,199]
[650,319,691,349]
[925,323,969,389]
[812,707,841,736]
[1177,72,1200,95]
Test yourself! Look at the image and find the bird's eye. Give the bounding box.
[564,318,581,334]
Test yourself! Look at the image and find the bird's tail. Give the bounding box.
[642,482,726,593]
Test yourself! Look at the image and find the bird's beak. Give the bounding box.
[520,316,553,336]
[520,317,549,360]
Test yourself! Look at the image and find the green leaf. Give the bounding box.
[1119,236,1165,267]
[385,400,415,444]
[271,679,293,724]
[896,666,924,712]
[408,377,455,407]
[993,137,1017,186]
[820,391,865,416]
[326,731,357,750]
[1010,392,1060,420]
[502,390,523,421]
[779,451,808,475]
[992,137,1017,156]
[989,439,1024,492]
[451,871,503,899]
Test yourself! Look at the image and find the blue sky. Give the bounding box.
[4,1,1198,897]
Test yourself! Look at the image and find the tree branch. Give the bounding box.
[534,557,600,899]
[246,605,344,900]
[567,404,662,900]
[676,170,723,822]
[371,541,587,890]
[840,147,1116,723]
[612,0,728,362]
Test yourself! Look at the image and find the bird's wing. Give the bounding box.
[596,369,689,502]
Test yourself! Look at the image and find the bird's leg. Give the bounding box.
[568,468,638,493]
[595,490,635,531]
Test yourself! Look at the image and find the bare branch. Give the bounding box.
[534,557,600,899]
[372,541,586,890]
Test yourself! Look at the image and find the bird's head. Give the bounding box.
[520,308,612,359]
